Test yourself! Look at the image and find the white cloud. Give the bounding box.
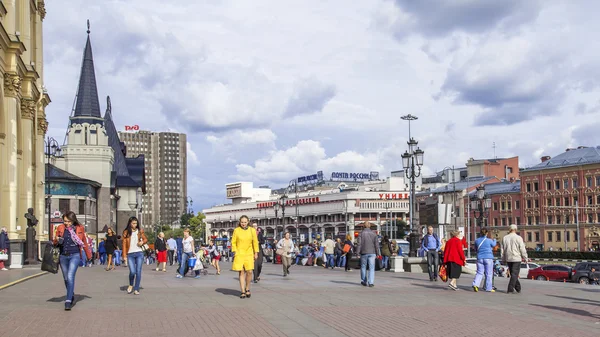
[186,142,199,165]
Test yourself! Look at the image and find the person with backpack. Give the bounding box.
[472,228,497,292]
[421,226,441,281]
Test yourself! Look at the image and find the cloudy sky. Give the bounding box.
[43,0,600,210]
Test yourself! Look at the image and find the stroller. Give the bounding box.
[193,251,209,276]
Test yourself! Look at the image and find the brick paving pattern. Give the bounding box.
[0,262,598,336]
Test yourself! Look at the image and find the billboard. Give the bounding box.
[226,183,242,198]
[331,171,379,181]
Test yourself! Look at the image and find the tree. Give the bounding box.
[188,212,206,242]
[394,219,408,239]
[180,213,194,228]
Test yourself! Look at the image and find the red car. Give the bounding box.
[527,264,572,281]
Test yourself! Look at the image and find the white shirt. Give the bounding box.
[128,230,142,254]
[167,238,176,251]
[182,236,194,253]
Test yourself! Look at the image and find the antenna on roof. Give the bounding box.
[493,142,497,159]
[87,19,90,34]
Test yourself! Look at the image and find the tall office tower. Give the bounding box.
[118,130,188,230]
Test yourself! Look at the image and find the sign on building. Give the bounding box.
[331,171,379,181]
[226,183,242,198]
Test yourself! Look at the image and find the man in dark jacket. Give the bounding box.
[0,227,9,270]
[253,222,265,283]
[356,222,380,287]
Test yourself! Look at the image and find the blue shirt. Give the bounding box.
[176,238,183,251]
[475,237,497,260]
[421,234,440,251]
[62,228,80,255]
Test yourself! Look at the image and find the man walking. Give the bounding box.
[323,235,336,269]
[253,222,265,283]
[167,235,176,266]
[501,224,528,294]
[176,235,183,265]
[356,222,380,287]
[421,226,441,281]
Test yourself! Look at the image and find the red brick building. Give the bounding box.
[520,146,600,251]
[466,156,519,182]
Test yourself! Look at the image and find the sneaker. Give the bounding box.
[64,301,72,311]
[1,268,7,271]
[473,286,479,292]
[368,284,374,287]
[361,281,367,286]
[133,290,140,295]
[194,275,201,279]
[176,274,183,279]
[487,289,496,293]
[448,284,458,291]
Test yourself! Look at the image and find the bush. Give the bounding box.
[527,251,600,261]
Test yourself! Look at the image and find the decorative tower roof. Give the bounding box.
[71,20,103,125]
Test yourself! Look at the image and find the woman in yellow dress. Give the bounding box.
[231,215,259,299]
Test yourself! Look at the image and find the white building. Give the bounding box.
[203,173,411,243]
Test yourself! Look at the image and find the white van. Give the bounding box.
[394,239,410,257]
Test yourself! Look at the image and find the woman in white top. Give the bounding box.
[176,229,195,278]
[277,232,294,277]
[124,217,148,295]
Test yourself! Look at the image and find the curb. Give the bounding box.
[0,271,48,291]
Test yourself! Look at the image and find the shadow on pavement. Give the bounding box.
[410,283,444,290]
[47,294,91,303]
[215,288,241,297]
[547,294,600,304]
[529,304,600,320]
[330,280,360,286]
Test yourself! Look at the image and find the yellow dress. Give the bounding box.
[231,226,259,271]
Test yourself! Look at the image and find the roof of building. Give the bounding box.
[523,146,600,171]
[427,176,496,194]
[480,181,520,195]
[46,163,101,187]
[125,156,146,193]
[72,32,102,120]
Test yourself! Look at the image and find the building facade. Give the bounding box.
[0,0,50,257]
[204,176,410,243]
[118,130,187,229]
[520,147,600,251]
[466,156,519,182]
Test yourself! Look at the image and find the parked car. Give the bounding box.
[498,262,540,278]
[527,264,571,281]
[570,262,600,284]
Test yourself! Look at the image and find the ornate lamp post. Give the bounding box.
[441,165,457,230]
[401,136,424,257]
[45,137,61,241]
[469,185,492,258]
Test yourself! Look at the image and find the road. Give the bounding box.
[0,261,598,337]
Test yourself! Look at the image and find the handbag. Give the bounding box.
[439,264,448,282]
[276,248,285,256]
[41,244,60,274]
[343,243,351,253]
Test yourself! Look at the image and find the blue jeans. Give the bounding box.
[337,255,346,267]
[360,254,376,285]
[295,255,304,265]
[382,256,389,270]
[177,249,182,264]
[472,258,494,291]
[326,254,335,268]
[100,253,106,265]
[127,251,144,291]
[179,252,193,276]
[59,253,81,303]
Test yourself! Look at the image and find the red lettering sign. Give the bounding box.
[379,193,408,200]
[257,197,321,208]
[125,125,140,131]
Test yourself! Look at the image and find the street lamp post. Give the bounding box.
[288,180,299,238]
[278,194,288,240]
[469,185,492,258]
[401,133,424,257]
[45,137,61,241]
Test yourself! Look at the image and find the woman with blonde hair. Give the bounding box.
[231,215,259,299]
[343,234,355,272]
[104,227,119,271]
[443,230,466,290]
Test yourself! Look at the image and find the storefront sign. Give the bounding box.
[331,171,378,181]
[226,183,242,198]
[124,125,140,131]
[379,193,409,200]
[297,171,323,184]
[257,197,320,208]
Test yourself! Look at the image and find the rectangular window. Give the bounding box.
[587,176,593,187]
[535,231,540,242]
[547,198,552,207]
[526,183,531,192]
[535,216,540,225]
[507,202,512,210]
[516,217,521,226]
[556,198,561,206]
[566,215,571,224]
[534,182,539,191]
[573,178,578,188]
[597,195,600,204]
[573,196,578,205]
[534,199,539,208]
[588,214,593,223]
[556,231,561,242]
[556,215,562,224]
[78,200,85,215]
[566,231,570,242]
[597,176,600,187]
[574,231,578,242]
[589,196,594,205]
[527,232,532,242]
[501,218,507,226]
[493,202,498,211]
[546,181,552,190]
[59,199,70,214]
[515,200,520,209]
[564,197,570,206]
[564,179,569,189]
[548,215,553,224]
[493,218,498,226]
[501,202,505,211]
[527,216,532,225]
[527,200,532,209]
[555,180,560,190]
[548,232,553,242]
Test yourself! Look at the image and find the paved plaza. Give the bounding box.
[0,261,598,337]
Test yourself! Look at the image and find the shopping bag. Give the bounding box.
[439,264,448,282]
[41,244,60,274]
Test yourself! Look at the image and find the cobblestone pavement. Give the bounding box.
[0,268,46,290]
[0,261,598,337]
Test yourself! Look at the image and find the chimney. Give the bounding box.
[541,156,551,162]
[577,146,586,149]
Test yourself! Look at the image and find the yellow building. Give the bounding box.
[0,1,51,263]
